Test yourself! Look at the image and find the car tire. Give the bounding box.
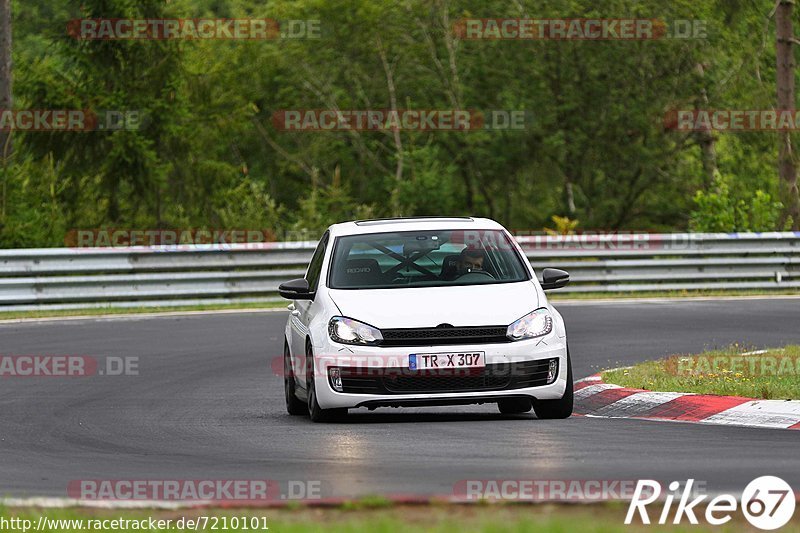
[306,343,347,423]
[497,398,532,414]
[284,342,306,416]
[532,349,574,420]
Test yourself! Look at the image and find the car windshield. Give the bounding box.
[328,229,529,289]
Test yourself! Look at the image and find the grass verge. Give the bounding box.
[0,301,286,321]
[1,502,785,532]
[603,345,800,400]
[1,288,799,321]
[549,288,800,300]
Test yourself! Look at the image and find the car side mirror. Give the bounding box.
[540,268,570,290]
[279,278,315,300]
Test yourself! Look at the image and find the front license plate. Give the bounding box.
[408,352,485,370]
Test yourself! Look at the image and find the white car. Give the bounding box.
[279,217,572,422]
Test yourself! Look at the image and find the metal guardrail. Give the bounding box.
[1,233,799,311]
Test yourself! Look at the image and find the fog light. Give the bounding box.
[547,359,559,384]
[329,367,343,392]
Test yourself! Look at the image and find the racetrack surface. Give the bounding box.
[1,298,799,500]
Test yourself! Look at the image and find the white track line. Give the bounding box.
[573,383,621,400]
[703,400,800,429]
[593,391,689,417]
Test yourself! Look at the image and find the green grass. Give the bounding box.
[338,494,395,511]
[604,345,800,400]
[548,288,800,301]
[1,503,786,532]
[0,301,286,321]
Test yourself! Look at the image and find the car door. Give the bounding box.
[290,231,329,392]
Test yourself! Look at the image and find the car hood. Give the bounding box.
[328,281,540,329]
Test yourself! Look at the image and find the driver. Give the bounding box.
[456,248,486,274]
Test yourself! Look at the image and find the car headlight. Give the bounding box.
[328,316,383,345]
[507,308,553,341]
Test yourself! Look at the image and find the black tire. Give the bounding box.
[284,342,306,416]
[497,398,532,414]
[532,350,574,420]
[306,343,347,423]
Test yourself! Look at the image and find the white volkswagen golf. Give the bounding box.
[279,217,572,422]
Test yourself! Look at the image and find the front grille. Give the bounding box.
[380,325,510,347]
[384,369,510,393]
[336,358,557,395]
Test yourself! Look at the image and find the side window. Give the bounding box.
[305,232,329,291]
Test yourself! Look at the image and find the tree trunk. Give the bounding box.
[0,0,12,161]
[377,39,404,217]
[695,63,718,186]
[776,0,800,229]
[564,181,576,216]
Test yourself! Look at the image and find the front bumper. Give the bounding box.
[312,337,568,409]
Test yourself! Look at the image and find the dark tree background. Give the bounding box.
[0,0,796,247]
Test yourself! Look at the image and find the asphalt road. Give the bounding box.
[1,297,799,501]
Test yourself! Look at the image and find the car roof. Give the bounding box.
[327,217,505,237]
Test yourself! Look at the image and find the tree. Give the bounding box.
[3,0,798,246]
[776,0,800,229]
[0,0,11,160]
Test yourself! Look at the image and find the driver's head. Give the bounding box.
[458,248,485,273]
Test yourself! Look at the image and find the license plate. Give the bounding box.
[408,352,485,370]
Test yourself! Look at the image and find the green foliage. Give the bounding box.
[396,145,459,216]
[689,174,784,232]
[0,155,68,246]
[2,0,797,247]
[291,179,376,237]
[545,215,580,236]
[215,178,283,230]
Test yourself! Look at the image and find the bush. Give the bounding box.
[689,174,783,232]
[291,180,376,239]
[0,155,69,247]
